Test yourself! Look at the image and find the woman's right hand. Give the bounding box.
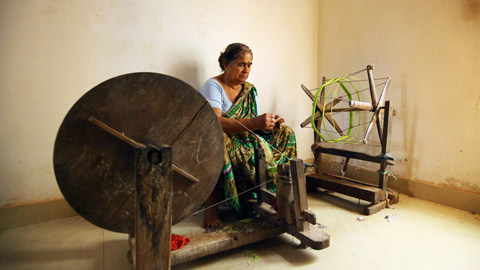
[252,113,278,131]
[214,108,280,133]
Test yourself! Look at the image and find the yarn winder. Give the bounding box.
[53,73,329,270]
[300,65,399,215]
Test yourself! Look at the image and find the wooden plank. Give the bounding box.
[259,189,276,206]
[135,146,172,270]
[301,106,377,128]
[171,218,285,265]
[301,209,317,224]
[301,84,316,101]
[276,163,294,225]
[375,115,383,144]
[306,173,385,203]
[300,111,321,128]
[88,116,146,149]
[312,144,395,165]
[375,80,391,143]
[290,159,309,231]
[387,189,400,204]
[313,145,322,175]
[89,116,199,185]
[254,202,281,225]
[172,162,199,183]
[365,200,387,215]
[314,77,327,144]
[287,226,330,250]
[342,157,350,174]
[367,65,378,108]
[254,148,267,205]
[301,84,343,135]
[379,101,393,190]
[324,112,344,135]
[381,100,393,154]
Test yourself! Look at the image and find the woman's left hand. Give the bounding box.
[274,115,285,129]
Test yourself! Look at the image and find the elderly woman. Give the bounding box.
[200,43,297,228]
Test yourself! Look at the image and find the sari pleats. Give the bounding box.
[221,82,297,215]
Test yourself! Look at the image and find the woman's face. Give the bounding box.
[225,51,253,84]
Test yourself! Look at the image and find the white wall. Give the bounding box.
[0,0,318,206]
[317,0,480,192]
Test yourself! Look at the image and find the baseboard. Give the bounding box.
[315,160,480,214]
[2,160,479,230]
[0,198,78,230]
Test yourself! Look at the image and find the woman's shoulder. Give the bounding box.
[203,77,225,90]
[200,77,224,98]
[202,77,222,88]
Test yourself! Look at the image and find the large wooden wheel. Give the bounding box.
[53,73,224,234]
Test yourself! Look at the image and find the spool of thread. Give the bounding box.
[349,100,374,111]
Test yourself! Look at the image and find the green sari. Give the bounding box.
[222,82,297,215]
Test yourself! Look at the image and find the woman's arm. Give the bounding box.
[213,108,281,134]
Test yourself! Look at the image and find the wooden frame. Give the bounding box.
[305,72,399,215]
[129,147,330,269]
[130,145,173,270]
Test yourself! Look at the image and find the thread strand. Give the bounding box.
[192,178,275,216]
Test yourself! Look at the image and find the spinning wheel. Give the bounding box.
[53,72,224,234]
[53,72,331,269]
[301,65,399,215]
[301,65,391,145]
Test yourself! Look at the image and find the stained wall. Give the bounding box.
[0,0,318,206]
[317,0,480,192]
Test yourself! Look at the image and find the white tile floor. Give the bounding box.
[1,193,479,270]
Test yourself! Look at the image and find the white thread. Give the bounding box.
[192,178,275,216]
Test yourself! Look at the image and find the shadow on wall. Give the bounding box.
[401,74,417,179]
[269,96,280,116]
[462,0,480,21]
[169,60,203,91]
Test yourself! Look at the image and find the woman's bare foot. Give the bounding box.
[203,206,223,228]
[203,188,223,228]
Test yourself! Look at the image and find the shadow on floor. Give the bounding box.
[308,189,371,214]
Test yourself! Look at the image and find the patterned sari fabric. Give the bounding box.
[222,82,297,216]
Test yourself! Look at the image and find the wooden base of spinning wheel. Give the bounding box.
[129,148,329,269]
[129,218,286,268]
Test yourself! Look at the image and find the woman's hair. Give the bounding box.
[218,43,252,71]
